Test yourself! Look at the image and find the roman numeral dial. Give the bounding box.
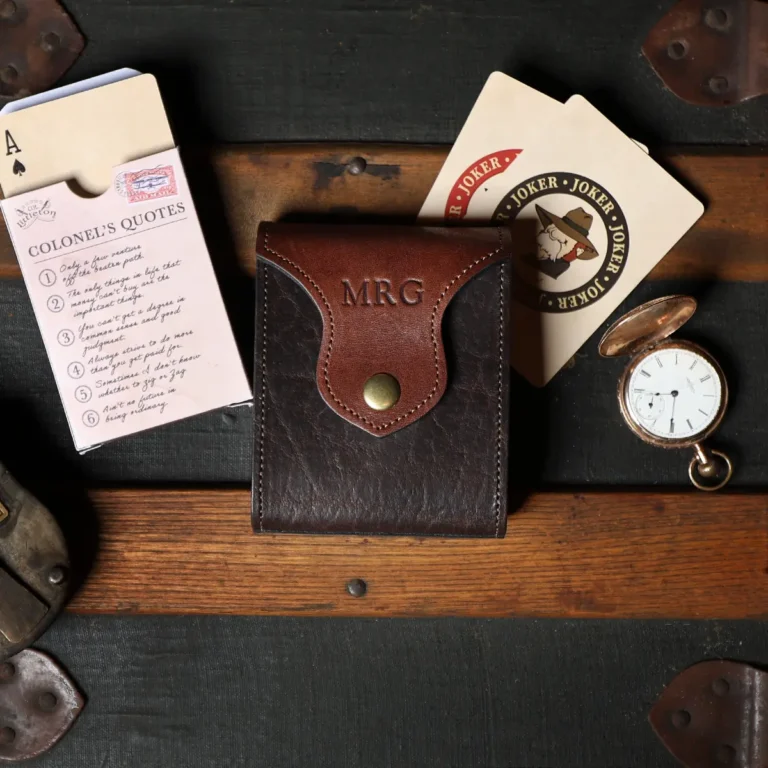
[625,347,723,441]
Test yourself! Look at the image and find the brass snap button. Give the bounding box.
[363,373,400,411]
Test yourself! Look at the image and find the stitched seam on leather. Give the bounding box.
[257,266,268,532]
[494,263,504,536]
[263,229,505,431]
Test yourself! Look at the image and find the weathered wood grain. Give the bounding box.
[69,488,768,618]
[1,145,766,280]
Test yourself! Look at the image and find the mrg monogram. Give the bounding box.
[342,278,424,306]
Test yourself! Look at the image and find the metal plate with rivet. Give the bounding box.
[650,660,768,767]
[0,649,84,762]
[0,462,69,661]
[642,0,768,106]
[0,0,85,107]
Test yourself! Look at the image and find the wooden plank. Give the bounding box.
[0,145,766,280]
[70,488,768,618]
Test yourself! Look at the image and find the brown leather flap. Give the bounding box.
[256,224,510,437]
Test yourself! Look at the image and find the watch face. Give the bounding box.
[625,346,723,441]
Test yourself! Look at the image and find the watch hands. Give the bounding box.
[669,390,677,434]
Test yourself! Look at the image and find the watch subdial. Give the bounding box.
[634,392,665,423]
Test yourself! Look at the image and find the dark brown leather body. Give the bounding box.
[253,224,511,537]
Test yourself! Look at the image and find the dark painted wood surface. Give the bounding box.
[61,0,768,147]
[34,615,764,768]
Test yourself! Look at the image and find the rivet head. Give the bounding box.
[715,744,735,764]
[363,373,400,411]
[0,727,15,746]
[712,677,730,696]
[346,578,367,598]
[347,156,367,176]
[0,663,14,682]
[48,566,67,586]
[40,32,61,53]
[0,1,16,20]
[0,65,18,85]
[704,7,731,31]
[709,75,729,94]
[671,709,691,729]
[37,692,58,712]
[667,39,688,60]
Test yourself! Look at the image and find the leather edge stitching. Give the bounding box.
[257,265,268,532]
[494,262,504,537]
[262,229,505,432]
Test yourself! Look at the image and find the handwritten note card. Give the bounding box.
[1,148,251,451]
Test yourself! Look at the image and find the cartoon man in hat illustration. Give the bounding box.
[525,205,599,279]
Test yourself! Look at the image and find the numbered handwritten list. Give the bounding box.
[1,148,251,451]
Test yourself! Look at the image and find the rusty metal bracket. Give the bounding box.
[650,660,768,767]
[0,462,70,661]
[0,0,84,107]
[642,0,768,106]
[0,649,83,762]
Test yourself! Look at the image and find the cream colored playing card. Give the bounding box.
[418,72,648,223]
[470,95,704,386]
[0,74,174,198]
[418,72,563,221]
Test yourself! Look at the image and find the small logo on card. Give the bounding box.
[15,199,56,229]
[444,150,520,219]
[492,173,628,313]
[115,165,178,204]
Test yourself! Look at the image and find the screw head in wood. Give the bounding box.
[346,578,367,598]
[347,157,367,176]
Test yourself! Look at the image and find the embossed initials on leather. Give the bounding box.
[342,278,424,306]
[257,224,511,437]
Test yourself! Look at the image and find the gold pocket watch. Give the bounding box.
[598,295,732,491]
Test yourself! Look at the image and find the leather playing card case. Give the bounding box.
[253,223,512,537]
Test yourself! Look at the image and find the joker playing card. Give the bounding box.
[469,95,704,386]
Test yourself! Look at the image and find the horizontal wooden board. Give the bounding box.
[69,488,768,618]
[1,145,766,280]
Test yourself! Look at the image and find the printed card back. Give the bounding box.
[471,96,704,385]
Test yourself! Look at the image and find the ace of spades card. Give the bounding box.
[467,96,704,386]
[0,73,173,198]
[0,71,252,452]
[3,127,24,177]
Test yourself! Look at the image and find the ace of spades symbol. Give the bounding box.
[5,130,24,177]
